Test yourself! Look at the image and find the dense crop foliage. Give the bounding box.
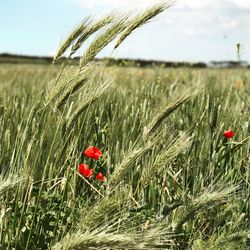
[0,1,250,249]
[0,64,249,249]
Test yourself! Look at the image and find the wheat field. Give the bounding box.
[0,2,250,249]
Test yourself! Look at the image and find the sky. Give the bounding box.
[0,0,249,62]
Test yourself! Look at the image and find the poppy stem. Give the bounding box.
[129,192,140,208]
[77,172,104,197]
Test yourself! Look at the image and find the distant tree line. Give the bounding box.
[0,53,249,68]
[103,57,207,68]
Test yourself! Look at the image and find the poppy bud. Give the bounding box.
[96,172,107,182]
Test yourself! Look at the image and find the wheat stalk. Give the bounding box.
[143,85,200,139]
[66,76,112,128]
[44,65,95,109]
[114,1,173,49]
[54,65,95,110]
[53,206,175,250]
[214,231,250,249]
[80,17,128,68]
[53,228,175,250]
[109,135,162,189]
[0,173,26,195]
[53,16,92,62]
[174,185,239,232]
[70,15,115,56]
[140,132,193,187]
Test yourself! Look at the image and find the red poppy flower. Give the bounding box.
[84,146,102,160]
[78,163,94,178]
[96,172,107,182]
[224,130,235,139]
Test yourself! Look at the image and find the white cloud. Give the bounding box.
[74,0,250,62]
[171,0,250,10]
[230,0,250,9]
[76,0,250,10]
[76,0,159,11]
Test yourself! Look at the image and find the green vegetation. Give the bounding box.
[0,2,249,249]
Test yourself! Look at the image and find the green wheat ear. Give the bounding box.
[53,16,92,62]
[114,1,173,50]
[66,76,112,128]
[143,85,200,139]
[0,174,26,195]
[52,1,173,66]
[79,17,128,68]
[70,15,115,57]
